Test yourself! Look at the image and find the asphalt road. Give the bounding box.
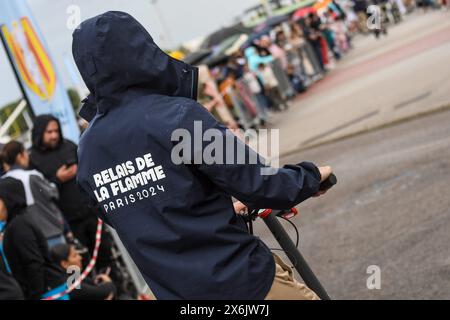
[254,107,450,299]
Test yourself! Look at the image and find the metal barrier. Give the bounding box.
[226,87,255,130]
[108,226,153,297]
[238,78,269,122]
[300,41,324,77]
[269,59,295,100]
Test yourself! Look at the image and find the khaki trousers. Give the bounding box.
[265,254,320,300]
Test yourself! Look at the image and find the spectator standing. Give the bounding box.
[29,115,115,273]
[259,35,289,70]
[2,141,68,248]
[0,177,66,300]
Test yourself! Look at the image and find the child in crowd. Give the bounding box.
[287,64,307,94]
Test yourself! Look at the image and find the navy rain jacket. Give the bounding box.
[73,11,322,300]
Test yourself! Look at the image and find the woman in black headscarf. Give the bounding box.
[0,177,65,300]
[0,177,26,300]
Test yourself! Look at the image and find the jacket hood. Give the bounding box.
[72,11,199,121]
[0,177,26,223]
[31,115,64,151]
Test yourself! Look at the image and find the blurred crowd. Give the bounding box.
[0,115,140,300]
[192,0,446,132]
[196,8,354,132]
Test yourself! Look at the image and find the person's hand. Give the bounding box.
[314,166,333,197]
[65,232,74,242]
[56,164,78,183]
[233,201,248,215]
[95,274,112,284]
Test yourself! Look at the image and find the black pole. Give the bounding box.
[0,24,34,117]
[263,212,331,300]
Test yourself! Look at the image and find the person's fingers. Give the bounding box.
[319,166,333,183]
[68,165,78,175]
[233,201,248,213]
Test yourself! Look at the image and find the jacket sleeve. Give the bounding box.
[173,100,322,210]
[30,174,60,202]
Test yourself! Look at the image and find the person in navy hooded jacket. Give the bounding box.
[72,11,333,300]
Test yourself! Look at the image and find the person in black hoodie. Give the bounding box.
[0,178,25,300]
[29,115,114,273]
[73,11,333,300]
[0,177,65,300]
[0,246,24,300]
[29,115,90,232]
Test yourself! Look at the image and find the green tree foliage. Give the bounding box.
[67,88,81,113]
